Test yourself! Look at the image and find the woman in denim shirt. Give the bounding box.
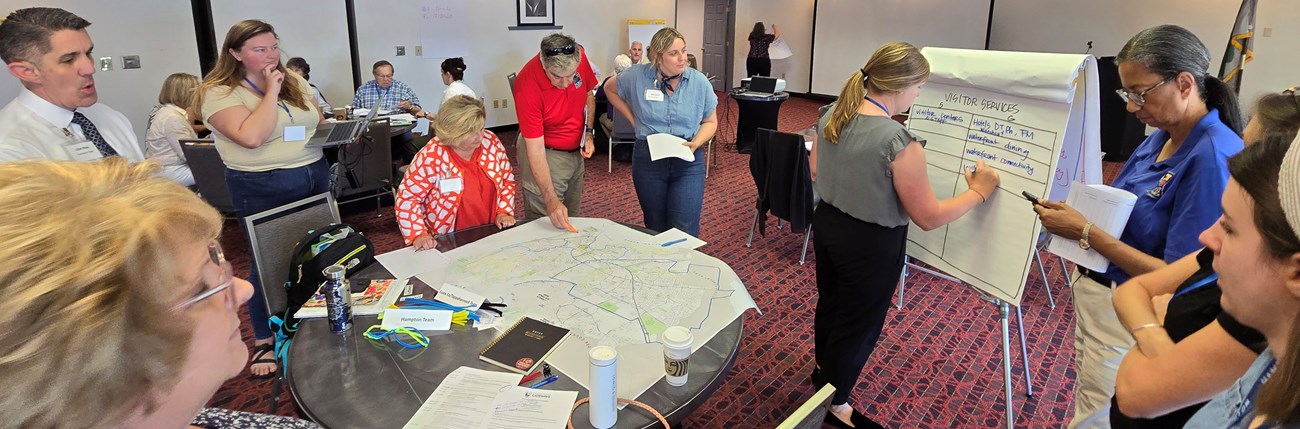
[604,27,718,236]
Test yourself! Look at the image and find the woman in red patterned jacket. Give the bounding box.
[396,95,516,249]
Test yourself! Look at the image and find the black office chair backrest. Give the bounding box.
[244,193,341,318]
[611,108,636,140]
[180,139,235,214]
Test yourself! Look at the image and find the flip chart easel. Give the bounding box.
[901,47,1102,429]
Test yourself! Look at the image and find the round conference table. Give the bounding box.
[287,221,746,428]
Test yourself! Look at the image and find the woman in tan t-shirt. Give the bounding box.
[195,19,329,380]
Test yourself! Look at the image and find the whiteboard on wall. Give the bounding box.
[420,0,467,59]
[628,19,666,53]
[904,47,1101,306]
[810,0,991,95]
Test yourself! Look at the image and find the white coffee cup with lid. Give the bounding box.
[660,326,693,386]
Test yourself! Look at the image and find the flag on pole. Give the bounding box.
[1218,0,1259,94]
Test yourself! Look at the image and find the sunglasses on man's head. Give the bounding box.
[543,44,576,57]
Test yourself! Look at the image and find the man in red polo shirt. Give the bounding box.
[513,33,597,230]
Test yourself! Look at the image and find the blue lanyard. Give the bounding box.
[864,96,890,116]
[378,86,390,107]
[243,77,293,121]
[1229,358,1277,427]
[1172,273,1219,299]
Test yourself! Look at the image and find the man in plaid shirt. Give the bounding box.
[351,60,424,164]
[351,60,423,115]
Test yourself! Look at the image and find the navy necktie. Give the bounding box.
[71,112,118,157]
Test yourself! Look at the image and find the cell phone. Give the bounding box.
[1022,191,1041,206]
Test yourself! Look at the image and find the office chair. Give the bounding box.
[243,193,341,413]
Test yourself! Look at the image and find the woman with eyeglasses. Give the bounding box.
[0,159,320,428]
[603,27,717,236]
[1107,91,1300,428]
[1032,24,1245,428]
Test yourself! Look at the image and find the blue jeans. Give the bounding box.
[225,157,330,340]
[632,140,706,236]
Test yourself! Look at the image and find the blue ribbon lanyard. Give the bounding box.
[1172,273,1219,299]
[864,96,890,116]
[1228,359,1277,427]
[243,77,293,122]
[378,87,390,109]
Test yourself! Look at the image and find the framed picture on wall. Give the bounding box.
[517,0,555,26]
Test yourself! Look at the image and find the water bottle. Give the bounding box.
[323,264,352,333]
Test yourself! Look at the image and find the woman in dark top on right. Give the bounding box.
[746,22,779,77]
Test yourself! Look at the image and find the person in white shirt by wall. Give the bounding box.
[144,72,202,187]
[0,7,143,162]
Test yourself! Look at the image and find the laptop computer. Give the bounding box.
[740,76,779,97]
[305,107,380,148]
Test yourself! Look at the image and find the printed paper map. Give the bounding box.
[416,218,758,401]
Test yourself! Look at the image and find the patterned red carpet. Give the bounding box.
[210,95,1114,428]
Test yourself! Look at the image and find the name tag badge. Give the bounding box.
[67,141,104,162]
[439,177,464,193]
[645,89,665,102]
[381,308,452,331]
[283,125,307,142]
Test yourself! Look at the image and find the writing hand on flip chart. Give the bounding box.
[1033,200,1089,240]
[963,160,1001,201]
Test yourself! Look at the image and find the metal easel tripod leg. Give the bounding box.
[989,297,1033,429]
[895,256,963,309]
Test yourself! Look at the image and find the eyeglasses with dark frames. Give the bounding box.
[1115,77,1174,107]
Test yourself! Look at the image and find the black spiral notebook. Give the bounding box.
[479,316,570,374]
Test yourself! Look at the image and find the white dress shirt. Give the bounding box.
[0,87,143,162]
[441,80,477,103]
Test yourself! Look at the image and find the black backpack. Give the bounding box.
[269,223,374,360]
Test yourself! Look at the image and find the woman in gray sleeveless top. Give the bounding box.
[811,42,1000,429]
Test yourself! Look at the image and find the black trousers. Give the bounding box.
[746,57,771,77]
[812,201,908,405]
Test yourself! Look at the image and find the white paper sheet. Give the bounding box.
[1047,184,1137,272]
[904,47,1101,305]
[403,367,521,429]
[646,133,694,162]
[478,386,579,429]
[649,228,707,250]
[376,246,450,280]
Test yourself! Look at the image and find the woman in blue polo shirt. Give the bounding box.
[604,27,718,236]
[1033,24,1245,428]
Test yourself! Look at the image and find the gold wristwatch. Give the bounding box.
[1079,222,1094,250]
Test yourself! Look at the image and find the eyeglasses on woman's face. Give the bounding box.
[175,242,234,310]
[1115,76,1173,107]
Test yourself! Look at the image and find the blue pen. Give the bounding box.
[528,375,559,389]
[661,238,688,247]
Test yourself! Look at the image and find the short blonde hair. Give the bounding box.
[647,27,685,67]
[0,159,223,428]
[434,95,486,144]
